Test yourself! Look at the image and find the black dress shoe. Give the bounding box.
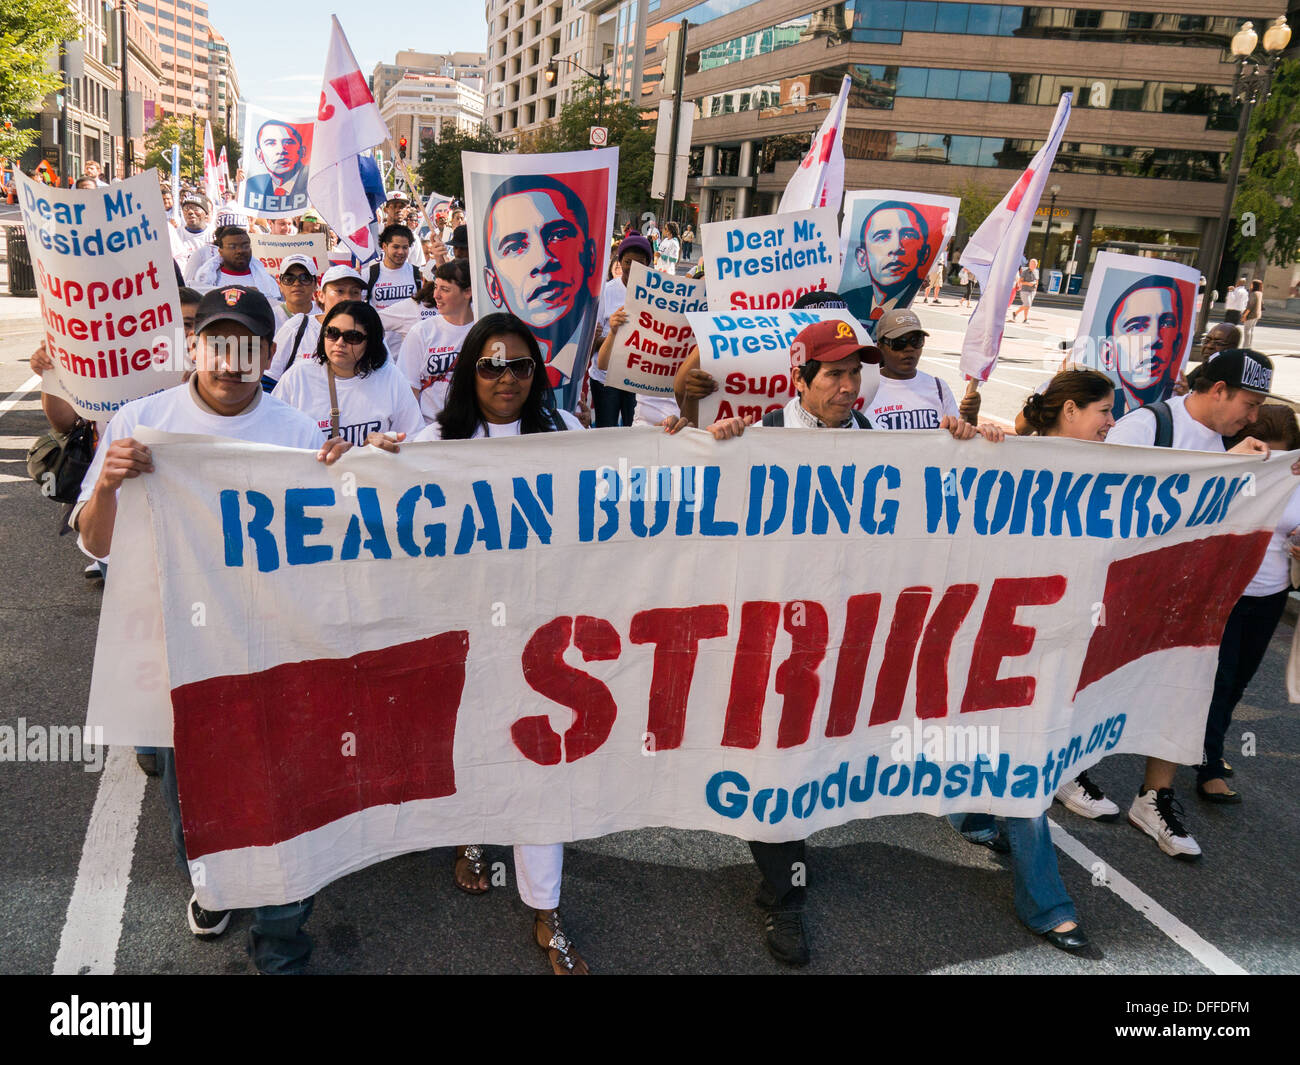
[968,833,1011,855]
[763,909,810,967]
[1221,761,1234,778]
[1042,925,1090,952]
[1197,782,1242,804]
[135,752,159,777]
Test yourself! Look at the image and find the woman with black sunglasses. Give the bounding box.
[273,300,422,446]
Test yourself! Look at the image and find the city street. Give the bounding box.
[2,295,1298,977]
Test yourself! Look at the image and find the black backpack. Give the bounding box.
[1144,400,1228,448]
[761,407,870,428]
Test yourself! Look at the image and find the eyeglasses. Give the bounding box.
[475,356,536,381]
[324,326,367,345]
[882,333,925,351]
[281,273,314,286]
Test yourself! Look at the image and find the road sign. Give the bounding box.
[589,126,608,147]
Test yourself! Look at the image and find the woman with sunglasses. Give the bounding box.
[273,300,423,446]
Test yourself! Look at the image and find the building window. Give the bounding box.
[1072,11,1101,29]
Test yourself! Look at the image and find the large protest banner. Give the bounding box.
[1071,251,1200,419]
[18,170,185,420]
[839,191,960,334]
[88,429,1294,910]
[463,148,617,413]
[686,308,877,424]
[241,104,315,218]
[702,208,840,313]
[249,232,329,276]
[605,262,706,396]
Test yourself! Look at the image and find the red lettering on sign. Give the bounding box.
[915,584,980,719]
[961,575,1066,714]
[825,593,881,738]
[630,605,729,750]
[721,601,780,749]
[868,587,932,726]
[775,601,829,748]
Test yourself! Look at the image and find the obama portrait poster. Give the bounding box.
[464,148,618,413]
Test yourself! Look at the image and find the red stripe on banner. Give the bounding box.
[1074,531,1271,696]
[172,632,469,858]
[330,70,375,110]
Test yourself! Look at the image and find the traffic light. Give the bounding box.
[398,136,408,159]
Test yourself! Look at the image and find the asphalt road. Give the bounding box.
[1,302,1298,978]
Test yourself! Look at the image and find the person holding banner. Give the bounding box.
[72,286,351,974]
[273,300,422,447]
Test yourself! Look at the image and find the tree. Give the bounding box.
[144,114,240,182]
[517,77,656,216]
[415,125,508,201]
[1231,57,1300,269]
[0,0,80,159]
[948,176,1000,251]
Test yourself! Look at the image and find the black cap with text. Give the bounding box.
[1190,348,1277,397]
[193,286,276,340]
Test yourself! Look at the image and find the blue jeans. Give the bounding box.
[157,746,315,973]
[948,813,1077,934]
[591,377,637,427]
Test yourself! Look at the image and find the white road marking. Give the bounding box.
[0,374,39,419]
[53,746,148,975]
[1048,818,1250,975]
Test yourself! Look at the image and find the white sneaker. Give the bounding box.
[187,892,231,936]
[1128,788,1201,860]
[1056,771,1120,821]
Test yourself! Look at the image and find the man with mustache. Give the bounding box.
[246,121,309,215]
[844,201,932,333]
[481,175,598,403]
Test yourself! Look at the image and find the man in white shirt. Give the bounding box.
[275,254,320,323]
[398,259,475,423]
[75,285,349,974]
[379,191,427,268]
[264,264,366,387]
[170,195,211,274]
[187,225,283,306]
[865,307,959,429]
[1224,277,1249,325]
[1106,348,1275,859]
[366,224,422,310]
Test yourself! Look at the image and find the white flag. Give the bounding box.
[202,121,222,207]
[778,76,850,214]
[217,146,230,196]
[959,94,1072,382]
[307,15,392,263]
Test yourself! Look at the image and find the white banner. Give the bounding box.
[701,208,840,314]
[463,148,618,413]
[685,308,875,424]
[18,170,185,420]
[249,232,329,276]
[88,427,1295,910]
[606,262,706,396]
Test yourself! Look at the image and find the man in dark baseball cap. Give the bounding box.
[449,223,469,259]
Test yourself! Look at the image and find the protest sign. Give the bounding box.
[241,104,315,218]
[249,232,329,276]
[839,191,959,334]
[18,170,185,420]
[1071,251,1199,419]
[463,148,617,413]
[701,208,840,313]
[606,262,706,396]
[686,308,876,424]
[88,427,1296,910]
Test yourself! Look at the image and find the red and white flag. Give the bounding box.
[307,15,391,263]
[202,120,222,207]
[959,94,1072,383]
[778,75,850,214]
[217,145,230,196]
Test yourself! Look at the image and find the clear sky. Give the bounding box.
[213,3,488,120]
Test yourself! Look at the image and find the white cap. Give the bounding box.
[278,254,318,277]
[386,189,410,202]
[320,264,364,288]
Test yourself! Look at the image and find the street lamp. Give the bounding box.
[1195,16,1292,339]
[1038,183,1061,290]
[544,55,609,129]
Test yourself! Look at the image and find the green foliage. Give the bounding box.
[1232,57,1300,266]
[415,125,508,201]
[0,0,80,158]
[517,77,656,215]
[144,115,240,181]
[949,176,999,248]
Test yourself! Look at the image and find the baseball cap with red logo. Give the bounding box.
[790,319,882,374]
[193,285,276,339]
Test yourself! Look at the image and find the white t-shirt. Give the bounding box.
[267,312,322,382]
[273,357,423,445]
[367,263,420,309]
[1105,394,1224,452]
[1245,484,1300,597]
[398,315,476,423]
[413,408,584,441]
[1226,286,1249,312]
[592,277,629,385]
[866,372,958,430]
[171,225,210,271]
[633,394,680,427]
[657,237,680,274]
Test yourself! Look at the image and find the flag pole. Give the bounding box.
[383,136,439,244]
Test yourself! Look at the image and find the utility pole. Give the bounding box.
[660,20,689,229]
[119,0,132,176]
[190,112,197,182]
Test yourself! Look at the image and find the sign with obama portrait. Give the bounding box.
[1071,251,1199,419]
[87,426,1297,910]
[463,148,617,413]
[838,191,960,335]
[240,103,315,219]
